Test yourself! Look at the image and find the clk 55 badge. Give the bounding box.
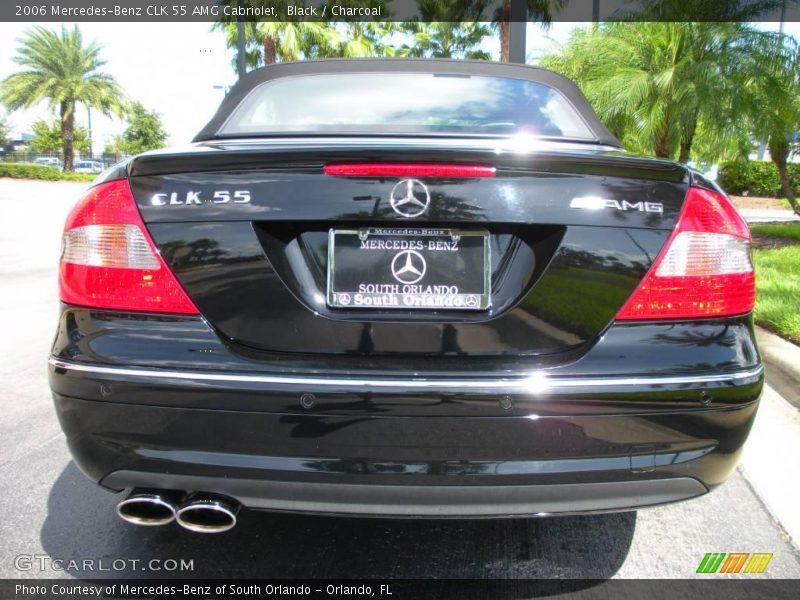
[150,190,251,206]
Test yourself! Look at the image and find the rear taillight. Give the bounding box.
[616,186,754,321]
[59,179,199,314]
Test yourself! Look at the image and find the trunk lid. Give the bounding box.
[129,141,688,357]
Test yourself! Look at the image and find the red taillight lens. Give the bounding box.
[616,186,754,321]
[323,163,496,178]
[59,180,199,314]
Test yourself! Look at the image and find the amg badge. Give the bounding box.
[570,196,663,214]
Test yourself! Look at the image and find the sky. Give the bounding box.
[1,20,798,151]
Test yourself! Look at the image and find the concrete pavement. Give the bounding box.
[740,384,800,549]
[740,208,800,223]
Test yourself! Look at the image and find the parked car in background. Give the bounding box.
[49,59,763,534]
[33,157,63,170]
[74,160,104,174]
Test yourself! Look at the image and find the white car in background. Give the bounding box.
[33,157,63,170]
[74,160,104,174]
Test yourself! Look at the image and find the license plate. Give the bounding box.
[327,227,490,310]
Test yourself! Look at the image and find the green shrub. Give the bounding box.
[0,162,95,182]
[717,161,759,195]
[717,160,800,197]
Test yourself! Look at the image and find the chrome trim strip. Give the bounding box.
[49,357,763,393]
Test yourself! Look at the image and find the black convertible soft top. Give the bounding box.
[193,58,620,147]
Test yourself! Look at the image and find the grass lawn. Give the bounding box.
[752,243,800,344]
[750,222,800,242]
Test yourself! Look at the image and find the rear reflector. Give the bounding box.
[59,180,199,314]
[616,186,754,321]
[62,225,159,269]
[323,163,496,178]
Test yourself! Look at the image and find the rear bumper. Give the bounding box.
[50,358,761,517]
[103,471,708,517]
[48,308,764,517]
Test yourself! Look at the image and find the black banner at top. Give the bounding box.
[2,0,799,23]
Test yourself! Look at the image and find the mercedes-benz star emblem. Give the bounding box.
[391,250,427,284]
[390,179,430,218]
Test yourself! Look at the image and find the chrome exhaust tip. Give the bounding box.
[116,489,182,526]
[176,494,240,533]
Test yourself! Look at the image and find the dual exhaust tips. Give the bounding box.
[117,489,240,533]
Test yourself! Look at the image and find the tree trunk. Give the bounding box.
[500,1,510,62]
[264,35,277,65]
[678,140,690,164]
[654,129,671,158]
[769,135,800,216]
[61,101,75,172]
[678,118,697,164]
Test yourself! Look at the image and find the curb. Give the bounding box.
[756,327,800,406]
[741,208,800,223]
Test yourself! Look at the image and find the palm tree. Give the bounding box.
[403,0,492,60]
[734,31,800,215]
[259,21,336,64]
[319,1,398,59]
[215,1,338,67]
[0,25,125,171]
[613,0,787,21]
[540,19,800,194]
[214,19,336,67]
[403,21,492,59]
[324,22,399,58]
[495,0,564,63]
[540,22,761,161]
[215,2,401,67]
[213,20,263,71]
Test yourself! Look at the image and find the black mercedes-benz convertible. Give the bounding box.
[48,59,763,533]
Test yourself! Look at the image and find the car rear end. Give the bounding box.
[48,60,762,530]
